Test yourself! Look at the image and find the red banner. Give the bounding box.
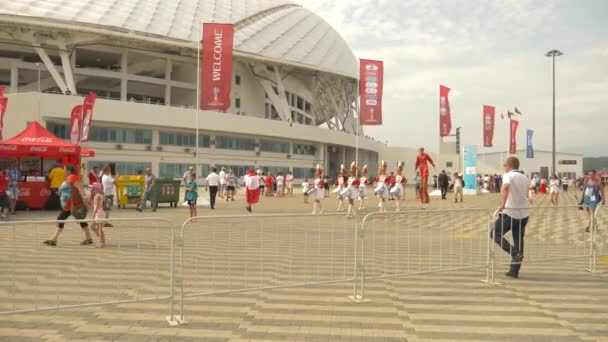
[0,85,5,98]
[439,85,452,137]
[80,93,96,142]
[0,97,7,140]
[483,105,495,147]
[200,23,234,111]
[509,119,519,154]
[70,105,83,145]
[359,59,383,125]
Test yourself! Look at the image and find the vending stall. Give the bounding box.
[0,122,94,209]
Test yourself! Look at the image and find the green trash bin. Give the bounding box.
[154,179,181,208]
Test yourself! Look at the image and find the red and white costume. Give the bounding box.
[390,162,407,211]
[334,164,347,212]
[374,161,390,211]
[358,165,370,210]
[312,165,325,214]
[244,169,260,211]
[343,162,360,217]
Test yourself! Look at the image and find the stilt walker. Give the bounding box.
[415,147,435,204]
[374,161,389,212]
[333,164,347,212]
[358,165,369,210]
[312,164,325,214]
[342,162,360,217]
[390,162,407,211]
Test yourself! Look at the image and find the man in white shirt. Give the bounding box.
[285,171,294,196]
[206,168,220,210]
[276,173,285,197]
[101,166,117,226]
[219,168,227,199]
[494,156,530,279]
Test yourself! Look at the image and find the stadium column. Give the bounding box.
[120,50,128,101]
[164,59,172,106]
[9,61,18,93]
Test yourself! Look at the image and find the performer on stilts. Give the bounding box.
[390,162,407,211]
[374,161,390,212]
[312,164,325,214]
[244,169,260,213]
[341,162,360,217]
[415,147,435,204]
[333,164,347,212]
[358,165,369,210]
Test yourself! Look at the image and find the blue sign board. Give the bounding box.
[463,145,477,191]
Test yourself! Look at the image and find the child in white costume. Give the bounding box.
[312,165,326,214]
[358,165,369,210]
[390,162,407,211]
[333,164,347,212]
[374,161,389,212]
[341,162,360,217]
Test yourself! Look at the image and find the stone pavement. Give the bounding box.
[0,188,606,341]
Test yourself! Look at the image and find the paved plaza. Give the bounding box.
[0,188,607,342]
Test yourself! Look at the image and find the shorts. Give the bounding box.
[103,195,114,212]
[187,199,197,206]
[324,183,330,190]
[220,184,227,192]
[227,186,235,191]
[8,186,18,200]
[0,194,8,208]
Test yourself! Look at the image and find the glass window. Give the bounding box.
[88,126,152,144]
[215,136,256,151]
[305,117,312,125]
[293,144,315,156]
[297,96,304,110]
[304,101,312,114]
[262,166,290,176]
[293,167,314,179]
[88,161,151,176]
[215,165,252,177]
[46,122,69,140]
[235,98,241,109]
[159,163,196,179]
[260,140,289,154]
[235,74,241,86]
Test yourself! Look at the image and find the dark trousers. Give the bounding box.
[209,186,218,209]
[493,214,528,273]
[57,210,88,229]
[440,185,448,199]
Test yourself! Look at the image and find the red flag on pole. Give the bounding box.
[200,23,234,111]
[70,105,83,145]
[0,97,7,140]
[439,85,452,137]
[509,119,519,154]
[80,93,96,142]
[483,105,495,147]
[359,59,383,125]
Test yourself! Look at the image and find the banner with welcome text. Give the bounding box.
[201,23,234,111]
[359,59,383,125]
[70,105,83,145]
[509,119,519,154]
[80,93,96,142]
[439,85,452,137]
[483,105,495,147]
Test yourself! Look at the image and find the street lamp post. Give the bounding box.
[546,49,563,177]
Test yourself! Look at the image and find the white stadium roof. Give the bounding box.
[0,0,358,78]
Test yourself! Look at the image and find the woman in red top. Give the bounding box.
[415,147,435,204]
[265,173,274,197]
[43,164,93,246]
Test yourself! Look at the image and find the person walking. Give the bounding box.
[88,166,99,186]
[414,172,420,200]
[549,174,560,206]
[276,172,285,197]
[0,169,10,220]
[244,169,260,213]
[185,172,198,219]
[136,168,157,212]
[90,182,107,248]
[47,163,64,210]
[438,170,449,200]
[453,172,464,203]
[7,161,21,215]
[265,173,274,197]
[493,156,529,279]
[219,167,227,199]
[182,166,193,201]
[286,171,294,196]
[101,165,116,227]
[582,170,605,233]
[43,164,93,246]
[206,167,220,210]
[226,169,236,201]
[258,171,265,195]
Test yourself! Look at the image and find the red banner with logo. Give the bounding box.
[483,105,495,147]
[70,105,83,145]
[509,119,519,154]
[0,97,7,140]
[80,93,96,142]
[439,85,452,137]
[201,23,234,111]
[359,59,383,125]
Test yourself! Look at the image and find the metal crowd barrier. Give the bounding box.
[0,217,174,316]
[351,208,491,302]
[168,213,357,325]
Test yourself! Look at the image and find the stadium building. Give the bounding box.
[0,0,388,179]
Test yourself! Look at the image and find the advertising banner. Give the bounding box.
[359,59,383,125]
[70,105,82,145]
[439,85,452,137]
[463,145,478,193]
[0,97,7,140]
[201,23,234,111]
[483,105,495,147]
[509,119,519,154]
[80,93,96,142]
[526,129,534,159]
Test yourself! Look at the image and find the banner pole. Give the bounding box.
[195,23,201,174]
[355,81,360,168]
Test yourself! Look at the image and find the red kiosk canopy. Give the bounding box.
[0,121,82,157]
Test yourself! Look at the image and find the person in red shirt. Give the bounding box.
[415,147,435,204]
[265,173,274,197]
[0,169,10,219]
[88,166,99,185]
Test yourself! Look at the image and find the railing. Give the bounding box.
[0,218,174,316]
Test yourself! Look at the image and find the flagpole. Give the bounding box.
[195,23,201,175]
[355,81,359,169]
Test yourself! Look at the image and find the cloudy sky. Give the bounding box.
[294,0,608,156]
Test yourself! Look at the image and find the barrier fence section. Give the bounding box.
[0,218,174,316]
[484,205,599,284]
[352,209,491,302]
[169,213,357,325]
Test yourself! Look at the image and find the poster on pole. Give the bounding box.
[509,119,519,154]
[200,23,234,111]
[80,93,96,142]
[70,105,83,145]
[526,129,534,159]
[359,59,383,125]
[483,105,495,147]
[463,145,478,194]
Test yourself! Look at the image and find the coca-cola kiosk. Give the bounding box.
[0,122,94,209]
